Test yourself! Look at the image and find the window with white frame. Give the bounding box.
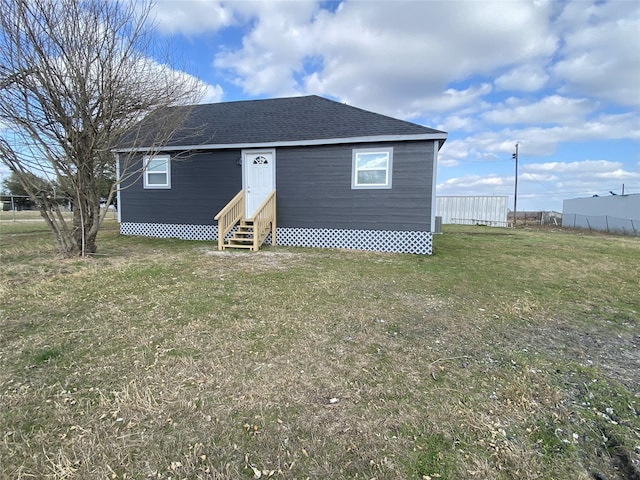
[143,155,171,189]
[351,147,393,189]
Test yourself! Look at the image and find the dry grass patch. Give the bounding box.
[1,224,638,479]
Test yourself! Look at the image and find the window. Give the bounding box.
[352,148,393,189]
[143,155,171,189]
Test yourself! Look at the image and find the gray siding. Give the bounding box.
[276,141,434,231]
[119,140,435,231]
[119,150,242,224]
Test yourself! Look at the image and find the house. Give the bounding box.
[114,95,448,254]
[563,193,640,235]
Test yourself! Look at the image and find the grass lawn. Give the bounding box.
[1,218,638,479]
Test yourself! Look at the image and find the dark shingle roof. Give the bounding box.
[118,95,447,151]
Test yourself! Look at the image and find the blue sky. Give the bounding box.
[6,0,639,212]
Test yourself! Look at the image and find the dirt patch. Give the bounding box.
[203,248,312,272]
[512,319,640,393]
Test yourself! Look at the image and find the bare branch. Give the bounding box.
[0,0,204,256]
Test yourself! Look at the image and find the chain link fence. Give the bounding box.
[562,213,639,236]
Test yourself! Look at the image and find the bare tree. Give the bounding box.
[0,0,203,256]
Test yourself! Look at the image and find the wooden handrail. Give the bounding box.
[249,190,276,251]
[214,190,244,251]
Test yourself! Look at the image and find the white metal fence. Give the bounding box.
[436,196,509,227]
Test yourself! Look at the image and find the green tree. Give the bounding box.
[2,171,47,208]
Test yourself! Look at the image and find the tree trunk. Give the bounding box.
[71,179,101,256]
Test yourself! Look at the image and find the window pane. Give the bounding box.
[143,155,171,189]
[148,158,167,172]
[351,148,392,189]
[147,172,167,185]
[357,170,387,185]
[357,152,388,171]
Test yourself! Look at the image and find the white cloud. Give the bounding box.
[152,0,236,35]
[551,1,640,106]
[438,158,459,168]
[155,1,637,118]
[544,162,640,185]
[441,111,640,160]
[526,160,624,174]
[437,115,475,133]
[495,64,550,92]
[438,139,479,162]
[155,64,223,105]
[200,83,224,104]
[405,85,493,117]
[213,1,321,96]
[594,169,640,181]
[208,0,556,117]
[482,95,597,125]
[520,171,558,183]
[436,174,514,202]
[151,1,638,117]
[440,174,509,189]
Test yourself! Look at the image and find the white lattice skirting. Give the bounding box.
[120,223,433,255]
[276,227,432,254]
[120,222,218,240]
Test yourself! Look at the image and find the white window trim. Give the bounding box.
[351,147,393,189]
[143,154,171,189]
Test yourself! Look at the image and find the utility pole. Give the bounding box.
[512,143,519,227]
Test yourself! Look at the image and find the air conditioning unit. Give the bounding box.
[434,216,442,234]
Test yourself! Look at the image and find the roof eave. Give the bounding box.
[114,133,448,153]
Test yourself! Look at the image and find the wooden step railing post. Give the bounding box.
[213,190,244,250]
[249,190,276,251]
[271,194,276,246]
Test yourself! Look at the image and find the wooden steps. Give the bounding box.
[223,220,256,250]
[215,190,276,252]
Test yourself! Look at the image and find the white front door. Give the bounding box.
[243,149,275,218]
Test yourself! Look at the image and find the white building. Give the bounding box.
[562,194,640,235]
[436,196,509,227]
